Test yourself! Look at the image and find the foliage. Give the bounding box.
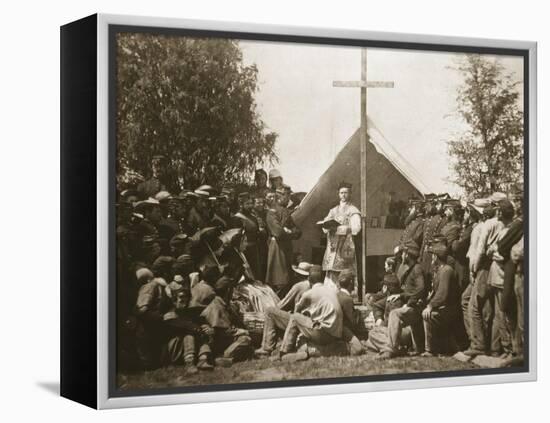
[116,32,278,192]
[447,54,524,197]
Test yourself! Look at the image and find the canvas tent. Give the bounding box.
[292,119,430,288]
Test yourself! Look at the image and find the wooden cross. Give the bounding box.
[333,48,394,302]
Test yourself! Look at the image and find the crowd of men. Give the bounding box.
[117,154,525,374]
[364,190,525,365]
[117,157,309,372]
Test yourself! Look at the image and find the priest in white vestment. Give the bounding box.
[320,182,362,291]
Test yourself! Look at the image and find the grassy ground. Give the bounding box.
[117,353,480,391]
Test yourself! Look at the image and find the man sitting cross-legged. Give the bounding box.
[161,278,214,371]
[254,263,319,357]
[300,269,365,358]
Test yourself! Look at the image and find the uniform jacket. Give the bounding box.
[428,263,459,310]
[337,289,358,336]
[400,214,424,247]
[265,204,301,288]
[399,262,426,307]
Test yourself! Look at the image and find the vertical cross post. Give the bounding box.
[359,48,368,302]
[333,48,394,302]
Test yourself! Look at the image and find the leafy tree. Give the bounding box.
[447,54,523,197]
[116,32,278,192]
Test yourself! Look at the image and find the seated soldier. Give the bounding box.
[169,233,192,258]
[171,254,196,284]
[278,267,344,357]
[278,262,313,311]
[151,255,176,283]
[365,271,402,327]
[190,265,252,364]
[134,268,171,369]
[161,278,214,371]
[254,263,319,358]
[376,241,426,359]
[211,275,254,364]
[421,243,461,357]
[336,270,364,356]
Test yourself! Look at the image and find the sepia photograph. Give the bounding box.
[112,27,527,394]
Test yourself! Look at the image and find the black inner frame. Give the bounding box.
[108,23,530,399]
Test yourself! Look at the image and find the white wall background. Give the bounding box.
[0,0,546,420]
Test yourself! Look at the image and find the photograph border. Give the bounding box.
[97,13,537,409]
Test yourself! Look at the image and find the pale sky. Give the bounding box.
[240,40,524,196]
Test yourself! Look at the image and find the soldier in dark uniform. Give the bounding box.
[232,193,262,280]
[221,187,239,214]
[372,241,426,358]
[161,280,214,371]
[253,195,269,281]
[153,193,182,245]
[137,155,167,199]
[134,271,172,369]
[439,200,463,252]
[160,195,193,239]
[399,200,425,249]
[187,190,212,233]
[169,234,192,258]
[421,242,461,356]
[253,169,269,200]
[134,199,162,239]
[265,188,302,295]
[420,199,446,276]
[135,235,162,271]
[210,196,233,230]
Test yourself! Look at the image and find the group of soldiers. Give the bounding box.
[117,154,525,373]
[363,190,525,364]
[117,160,307,372]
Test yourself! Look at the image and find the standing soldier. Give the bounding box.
[464,193,505,357]
[440,200,463,254]
[253,169,269,200]
[265,189,302,295]
[420,198,445,276]
[134,199,162,238]
[456,202,483,340]
[399,200,425,249]
[187,190,212,233]
[210,196,233,231]
[233,193,262,280]
[268,169,284,191]
[253,195,269,280]
[167,193,193,236]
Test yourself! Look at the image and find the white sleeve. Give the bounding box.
[350,213,362,235]
[322,208,334,234]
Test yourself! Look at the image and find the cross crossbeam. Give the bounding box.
[332,81,394,88]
